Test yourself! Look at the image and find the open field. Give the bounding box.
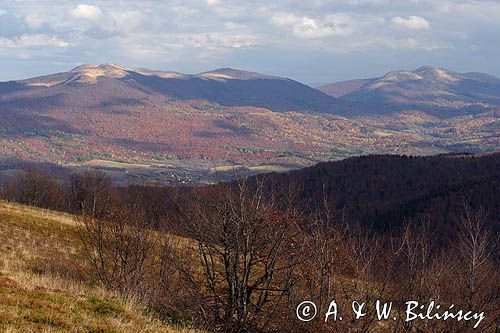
[0,201,199,333]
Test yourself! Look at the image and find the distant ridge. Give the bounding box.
[199,68,284,80]
[259,152,500,231]
[0,64,498,173]
[318,66,500,116]
[12,63,338,114]
[317,79,374,98]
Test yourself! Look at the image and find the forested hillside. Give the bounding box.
[260,153,500,233]
[0,153,498,332]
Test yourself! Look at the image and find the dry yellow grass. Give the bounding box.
[83,159,153,169]
[0,200,200,333]
[209,164,291,173]
[0,201,78,227]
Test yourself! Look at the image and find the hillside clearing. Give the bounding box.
[0,200,199,333]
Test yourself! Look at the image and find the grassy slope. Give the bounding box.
[0,201,197,333]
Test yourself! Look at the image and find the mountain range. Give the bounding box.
[8,64,336,114]
[318,66,500,116]
[0,64,498,183]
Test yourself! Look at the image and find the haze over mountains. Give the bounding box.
[10,64,337,114]
[0,64,499,183]
[5,64,500,119]
[318,66,500,116]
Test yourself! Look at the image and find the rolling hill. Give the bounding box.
[318,66,500,117]
[316,78,374,98]
[0,64,499,182]
[10,64,337,114]
[259,152,500,232]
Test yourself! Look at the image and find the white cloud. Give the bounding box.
[205,0,221,7]
[181,32,257,49]
[69,4,103,22]
[270,12,300,27]
[1,0,500,82]
[202,0,244,18]
[24,13,46,28]
[224,22,243,30]
[171,6,198,16]
[391,16,430,30]
[0,34,70,48]
[382,37,447,51]
[112,30,258,65]
[107,10,144,32]
[271,12,352,38]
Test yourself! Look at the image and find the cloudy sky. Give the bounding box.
[1,0,499,85]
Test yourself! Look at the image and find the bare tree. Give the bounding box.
[178,179,304,332]
[390,217,437,332]
[414,204,499,333]
[78,205,158,297]
[13,168,65,209]
[69,171,111,218]
[305,183,344,316]
[0,173,5,200]
[343,223,385,332]
[456,204,497,307]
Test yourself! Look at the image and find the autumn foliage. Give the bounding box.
[1,154,499,332]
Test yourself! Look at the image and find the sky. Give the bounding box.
[1,0,499,85]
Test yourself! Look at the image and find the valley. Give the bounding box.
[1,64,499,183]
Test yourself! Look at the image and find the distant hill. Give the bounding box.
[317,78,374,98]
[260,152,500,233]
[9,63,337,114]
[0,64,499,177]
[319,66,500,117]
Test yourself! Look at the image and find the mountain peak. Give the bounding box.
[367,66,462,89]
[199,68,284,81]
[71,63,127,72]
[367,70,422,89]
[319,66,500,116]
[413,65,438,72]
[9,63,338,116]
[412,66,460,82]
[67,63,128,83]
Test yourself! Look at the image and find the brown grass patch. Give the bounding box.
[0,201,200,333]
